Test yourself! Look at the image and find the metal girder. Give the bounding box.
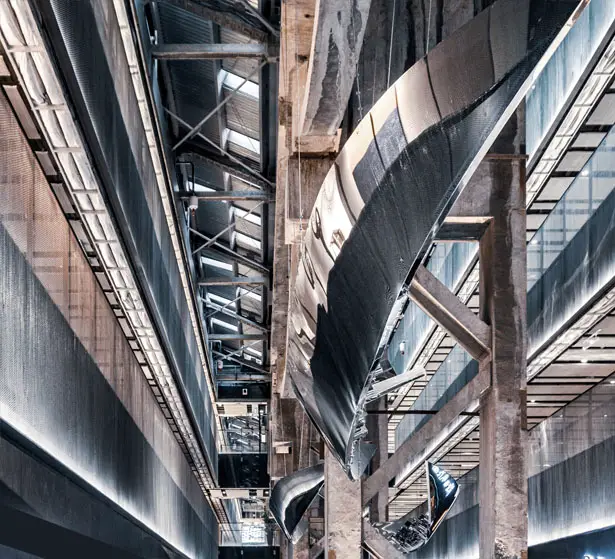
[212,349,269,374]
[204,302,268,331]
[361,366,490,507]
[161,0,270,42]
[165,109,274,189]
[172,60,267,152]
[152,43,270,60]
[198,237,269,274]
[199,275,267,286]
[190,202,264,254]
[177,190,272,202]
[209,332,267,341]
[409,265,491,361]
[182,148,273,191]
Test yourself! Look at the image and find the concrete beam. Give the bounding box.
[325,447,362,559]
[366,400,388,523]
[162,0,270,42]
[299,0,372,136]
[177,190,272,202]
[208,332,267,342]
[199,275,267,286]
[361,365,489,507]
[409,265,491,361]
[152,43,269,60]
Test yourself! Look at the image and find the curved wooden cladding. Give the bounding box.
[286,0,588,478]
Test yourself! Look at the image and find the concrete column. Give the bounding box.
[478,157,528,559]
[367,400,388,522]
[325,448,362,559]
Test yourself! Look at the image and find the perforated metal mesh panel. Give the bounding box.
[38,0,218,471]
[0,93,217,558]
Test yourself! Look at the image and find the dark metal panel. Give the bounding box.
[217,454,270,488]
[285,0,586,477]
[0,105,217,557]
[35,0,219,472]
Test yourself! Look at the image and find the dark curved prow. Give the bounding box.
[269,464,324,543]
[427,462,460,533]
[286,0,588,478]
[372,462,459,553]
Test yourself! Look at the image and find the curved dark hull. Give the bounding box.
[269,464,324,543]
[286,0,588,477]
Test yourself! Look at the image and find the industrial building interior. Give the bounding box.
[1,0,615,557]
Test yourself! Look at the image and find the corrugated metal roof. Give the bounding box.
[220,28,262,83]
[224,87,260,140]
[158,3,221,144]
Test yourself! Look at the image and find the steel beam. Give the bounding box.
[177,190,272,202]
[165,109,274,189]
[212,349,269,374]
[199,239,269,275]
[199,275,267,286]
[152,43,269,60]
[172,60,267,152]
[182,150,272,191]
[361,365,489,507]
[189,229,270,275]
[161,0,269,42]
[204,301,268,331]
[192,201,263,254]
[208,332,267,342]
[409,265,491,361]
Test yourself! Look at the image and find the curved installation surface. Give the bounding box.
[373,463,459,553]
[286,0,588,478]
[269,464,324,542]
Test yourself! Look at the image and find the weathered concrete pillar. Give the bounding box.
[367,400,388,522]
[325,448,362,559]
[478,157,528,559]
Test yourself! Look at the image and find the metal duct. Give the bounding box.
[286,0,588,478]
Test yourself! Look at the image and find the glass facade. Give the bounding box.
[528,125,615,289]
[526,0,615,160]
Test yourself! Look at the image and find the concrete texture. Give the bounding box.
[300,0,372,136]
[478,158,528,559]
[367,400,388,523]
[325,448,362,559]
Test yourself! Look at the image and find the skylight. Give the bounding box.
[235,207,262,226]
[208,292,236,308]
[239,287,262,302]
[219,69,260,99]
[235,232,261,251]
[203,257,233,271]
[224,129,261,155]
[211,317,238,332]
